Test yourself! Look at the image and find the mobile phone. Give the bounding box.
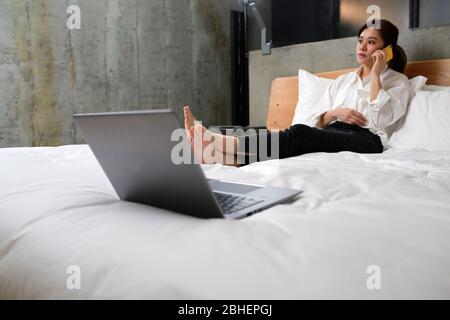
[385,44,394,63]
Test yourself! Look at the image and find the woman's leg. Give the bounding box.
[183,107,383,166]
[279,122,384,156]
[238,122,383,163]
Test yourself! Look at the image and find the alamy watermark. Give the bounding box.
[366,5,381,29]
[170,122,280,166]
[366,265,382,290]
[67,5,81,30]
[66,265,81,290]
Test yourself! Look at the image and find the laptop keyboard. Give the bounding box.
[213,192,264,215]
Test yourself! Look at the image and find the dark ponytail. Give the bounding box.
[358,19,408,74]
[391,44,407,74]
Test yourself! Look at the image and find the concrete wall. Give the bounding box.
[249,25,450,126]
[0,0,241,147]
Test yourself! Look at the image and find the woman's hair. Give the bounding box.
[358,19,407,73]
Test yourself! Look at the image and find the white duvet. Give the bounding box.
[1,145,450,299]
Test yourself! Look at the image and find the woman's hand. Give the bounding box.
[332,108,368,127]
[371,49,387,77]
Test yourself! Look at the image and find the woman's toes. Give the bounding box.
[186,108,196,125]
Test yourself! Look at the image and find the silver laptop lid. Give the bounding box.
[74,109,224,219]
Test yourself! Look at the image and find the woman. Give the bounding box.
[184,19,410,166]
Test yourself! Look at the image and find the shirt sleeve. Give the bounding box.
[366,74,410,130]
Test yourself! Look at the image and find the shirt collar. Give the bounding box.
[354,65,389,85]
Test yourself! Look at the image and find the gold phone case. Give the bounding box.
[385,45,394,62]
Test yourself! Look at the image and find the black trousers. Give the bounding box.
[237,122,384,165]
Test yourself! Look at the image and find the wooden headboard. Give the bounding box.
[266,58,450,131]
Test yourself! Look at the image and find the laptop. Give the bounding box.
[73,109,302,219]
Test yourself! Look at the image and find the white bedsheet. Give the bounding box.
[1,145,449,299]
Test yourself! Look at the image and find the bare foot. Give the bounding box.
[184,105,210,141]
[189,125,238,166]
[189,123,216,164]
[183,106,198,132]
[182,105,239,165]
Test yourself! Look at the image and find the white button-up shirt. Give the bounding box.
[298,66,410,149]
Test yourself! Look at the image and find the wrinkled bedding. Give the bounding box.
[1,145,449,299]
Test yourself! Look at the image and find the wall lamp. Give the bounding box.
[242,0,272,55]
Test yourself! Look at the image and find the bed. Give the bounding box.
[1,60,450,299]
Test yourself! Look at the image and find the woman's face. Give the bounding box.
[356,28,385,65]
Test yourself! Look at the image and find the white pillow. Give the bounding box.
[385,75,428,136]
[388,90,450,151]
[291,69,427,126]
[408,76,428,102]
[422,84,450,92]
[291,69,334,126]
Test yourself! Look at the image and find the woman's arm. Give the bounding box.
[366,50,410,130]
[370,50,385,102]
[370,75,382,102]
[316,110,337,128]
[370,50,387,102]
[317,108,368,128]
